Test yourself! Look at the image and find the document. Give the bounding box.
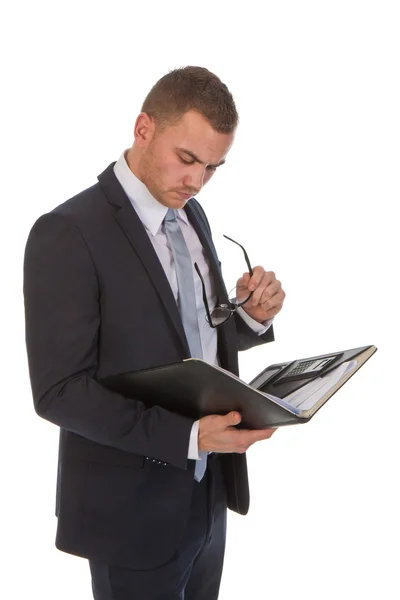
[283,360,358,411]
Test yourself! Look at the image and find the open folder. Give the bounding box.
[100,345,377,429]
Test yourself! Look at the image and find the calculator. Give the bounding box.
[272,354,342,384]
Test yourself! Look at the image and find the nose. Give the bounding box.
[183,165,206,194]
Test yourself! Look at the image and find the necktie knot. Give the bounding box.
[164,208,177,223]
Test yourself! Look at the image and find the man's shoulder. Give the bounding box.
[27,178,111,246]
[51,180,104,219]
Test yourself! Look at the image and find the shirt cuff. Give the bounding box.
[236,306,274,335]
[188,420,201,460]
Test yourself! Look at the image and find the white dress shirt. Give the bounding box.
[113,150,272,459]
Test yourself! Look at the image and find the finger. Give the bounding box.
[249,272,274,306]
[236,274,251,302]
[238,427,276,445]
[259,280,283,305]
[237,272,251,289]
[261,288,286,312]
[225,411,242,426]
[249,265,275,292]
[259,303,284,320]
[233,429,276,453]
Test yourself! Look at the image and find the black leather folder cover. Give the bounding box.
[100,345,377,429]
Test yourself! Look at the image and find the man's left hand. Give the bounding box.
[236,267,285,324]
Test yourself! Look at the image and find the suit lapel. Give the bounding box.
[97,162,238,370]
[97,163,190,357]
[184,200,238,373]
[184,201,228,304]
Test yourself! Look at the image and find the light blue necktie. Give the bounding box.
[164,208,207,482]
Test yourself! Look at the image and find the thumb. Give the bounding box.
[241,272,251,285]
[227,411,242,426]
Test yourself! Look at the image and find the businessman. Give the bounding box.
[23,66,285,600]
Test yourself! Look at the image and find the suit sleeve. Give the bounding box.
[233,311,274,351]
[23,212,193,470]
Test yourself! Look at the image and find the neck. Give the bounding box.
[125,147,144,183]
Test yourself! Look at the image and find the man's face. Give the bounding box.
[135,109,235,209]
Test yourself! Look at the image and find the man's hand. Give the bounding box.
[198,411,276,453]
[237,267,285,323]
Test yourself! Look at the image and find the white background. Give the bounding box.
[2,1,399,598]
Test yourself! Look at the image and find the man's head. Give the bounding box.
[126,66,239,208]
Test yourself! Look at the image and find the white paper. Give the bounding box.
[284,360,358,411]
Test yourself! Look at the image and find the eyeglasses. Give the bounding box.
[194,235,254,328]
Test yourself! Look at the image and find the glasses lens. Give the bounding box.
[210,306,231,327]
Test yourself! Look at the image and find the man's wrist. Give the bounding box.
[188,420,201,460]
[236,305,274,334]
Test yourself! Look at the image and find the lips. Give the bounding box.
[176,191,193,199]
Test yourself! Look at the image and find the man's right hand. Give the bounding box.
[198,411,276,454]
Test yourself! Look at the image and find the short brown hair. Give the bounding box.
[141,66,239,134]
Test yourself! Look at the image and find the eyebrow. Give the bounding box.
[177,147,226,169]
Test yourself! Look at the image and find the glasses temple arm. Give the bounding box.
[222,234,253,277]
[194,262,214,325]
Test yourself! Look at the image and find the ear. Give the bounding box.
[134,112,156,148]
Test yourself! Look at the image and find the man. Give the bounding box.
[23,66,285,599]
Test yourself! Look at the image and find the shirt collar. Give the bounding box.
[113,150,189,236]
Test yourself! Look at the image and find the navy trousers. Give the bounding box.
[89,454,227,600]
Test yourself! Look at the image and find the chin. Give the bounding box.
[162,193,187,209]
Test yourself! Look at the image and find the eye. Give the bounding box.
[179,156,217,171]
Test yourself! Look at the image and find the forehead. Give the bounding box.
[164,110,235,159]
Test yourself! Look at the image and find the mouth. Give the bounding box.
[176,191,193,200]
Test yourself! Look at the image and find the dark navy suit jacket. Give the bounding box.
[23,163,274,569]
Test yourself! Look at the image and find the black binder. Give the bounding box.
[100,345,377,429]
